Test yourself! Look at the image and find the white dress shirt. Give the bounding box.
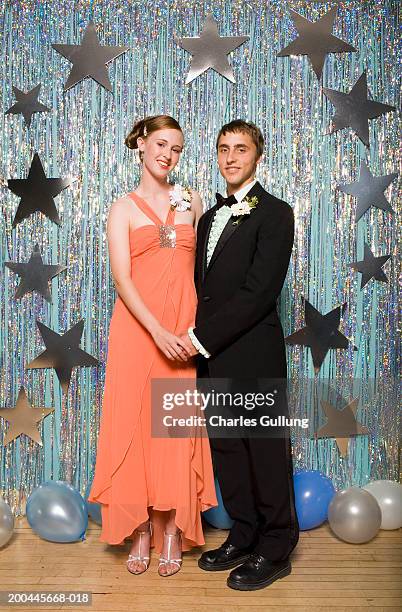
[188,179,257,358]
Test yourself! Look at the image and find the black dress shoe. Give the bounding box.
[198,542,253,571]
[227,553,291,590]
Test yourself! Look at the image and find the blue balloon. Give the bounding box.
[26,481,88,542]
[294,470,336,531]
[84,482,102,526]
[203,478,234,530]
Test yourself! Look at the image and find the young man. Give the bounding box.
[180,120,299,591]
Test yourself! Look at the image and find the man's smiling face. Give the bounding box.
[217,130,261,193]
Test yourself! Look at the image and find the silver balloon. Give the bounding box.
[363,480,402,530]
[0,498,14,547]
[328,487,381,544]
[26,481,88,543]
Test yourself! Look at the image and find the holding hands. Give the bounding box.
[151,326,198,361]
[178,333,199,358]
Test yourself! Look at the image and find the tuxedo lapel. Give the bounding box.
[200,207,216,283]
[206,181,265,276]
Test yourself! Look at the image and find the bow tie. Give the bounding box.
[215,193,237,209]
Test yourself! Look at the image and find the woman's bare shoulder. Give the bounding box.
[189,189,204,214]
[107,195,134,231]
[110,193,133,209]
[108,194,133,216]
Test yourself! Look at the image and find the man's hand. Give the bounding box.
[179,333,199,357]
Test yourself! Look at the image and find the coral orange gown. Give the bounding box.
[88,192,217,552]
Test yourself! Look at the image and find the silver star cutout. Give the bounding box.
[316,397,368,457]
[5,243,66,302]
[26,320,99,394]
[177,15,249,84]
[277,7,356,80]
[52,21,129,92]
[7,153,73,228]
[285,298,357,373]
[349,243,390,289]
[5,84,50,128]
[0,386,54,447]
[323,71,396,146]
[338,161,397,222]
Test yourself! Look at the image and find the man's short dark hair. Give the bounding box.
[216,120,264,158]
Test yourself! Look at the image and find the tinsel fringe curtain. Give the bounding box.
[0,1,400,515]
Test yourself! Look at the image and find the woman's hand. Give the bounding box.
[151,326,192,361]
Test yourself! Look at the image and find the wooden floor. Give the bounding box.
[0,517,401,611]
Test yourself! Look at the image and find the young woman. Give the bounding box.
[88,115,217,576]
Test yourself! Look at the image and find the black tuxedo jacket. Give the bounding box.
[193,181,294,378]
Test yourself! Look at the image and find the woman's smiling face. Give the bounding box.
[138,128,184,177]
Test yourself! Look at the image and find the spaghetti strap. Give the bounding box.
[128,192,175,226]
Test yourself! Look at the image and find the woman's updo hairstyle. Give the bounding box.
[125,115,183,161]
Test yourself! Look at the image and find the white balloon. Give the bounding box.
[0,498,14,548]
[363,480,402,530]
[328,487,381,544]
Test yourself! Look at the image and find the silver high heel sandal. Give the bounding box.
[126,522,152,575]
[158,530,182,577]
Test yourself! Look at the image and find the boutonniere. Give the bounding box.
[169,184,192,212]
[230,196,259,225]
